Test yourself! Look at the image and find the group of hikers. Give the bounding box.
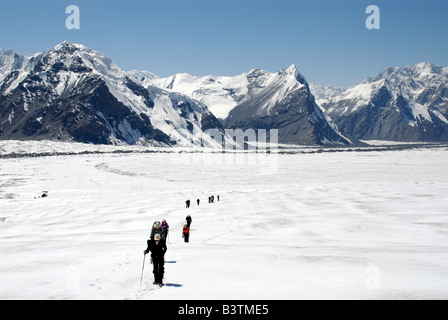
[143,214,193,287]
[143,195,222,287]
[186,195,219,208]
[142,195,219,287]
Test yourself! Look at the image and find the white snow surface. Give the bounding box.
[1,141,448,300]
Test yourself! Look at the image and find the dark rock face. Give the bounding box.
[0,67,169,144]
[201,110,224,132]
[324,88,448,142]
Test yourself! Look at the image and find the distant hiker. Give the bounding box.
[208,196,211,203]
[211,195,214,203]
[182,224,190,243]
[150,221,165,240]
[186,199,191,208]
[197,199,200,206]
[162,219,169,241]
[144,234,167,287]
[217,195,220,201]
[186,215,192,228]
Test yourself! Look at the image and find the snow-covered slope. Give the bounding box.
[140,65,350,145]
[0,47,43,86]
[0,48,24,82]
[309,83,345,101]
[320,62,448,142]
[138,71,250,120]
[0,42,224,146]
[127,70,159,83]
[1,145,448,299]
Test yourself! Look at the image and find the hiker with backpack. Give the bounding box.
[182,224,190,243]
[186,215,192,228]
[144,234,167,287]
[150,221,165,240]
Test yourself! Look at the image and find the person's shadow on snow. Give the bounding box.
[165,283,183,288]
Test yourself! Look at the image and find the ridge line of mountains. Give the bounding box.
[1,41,447,147]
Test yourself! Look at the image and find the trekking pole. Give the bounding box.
[140,254,146,287]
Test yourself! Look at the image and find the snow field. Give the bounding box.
[1,147,448,299]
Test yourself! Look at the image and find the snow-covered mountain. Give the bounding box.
[140,65,350,145]
[319,62,448,142]
[142,71,250,120]
[0,48,41,84]
[0,42,224,146]
[4,42,445,146]
[1,48,23,82]
[309,83,345,101]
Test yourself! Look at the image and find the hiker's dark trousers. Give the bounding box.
[152,256,165,283]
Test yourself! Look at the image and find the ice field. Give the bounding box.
[1,142,448,300]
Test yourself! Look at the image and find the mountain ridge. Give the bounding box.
[2,42,447,146]
[0,41,224,146]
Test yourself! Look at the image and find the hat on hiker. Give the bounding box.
[154,234,161,241]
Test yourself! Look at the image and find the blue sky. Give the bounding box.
[0,0,447,87]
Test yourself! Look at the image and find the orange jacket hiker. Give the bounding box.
[182,225,190,243]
